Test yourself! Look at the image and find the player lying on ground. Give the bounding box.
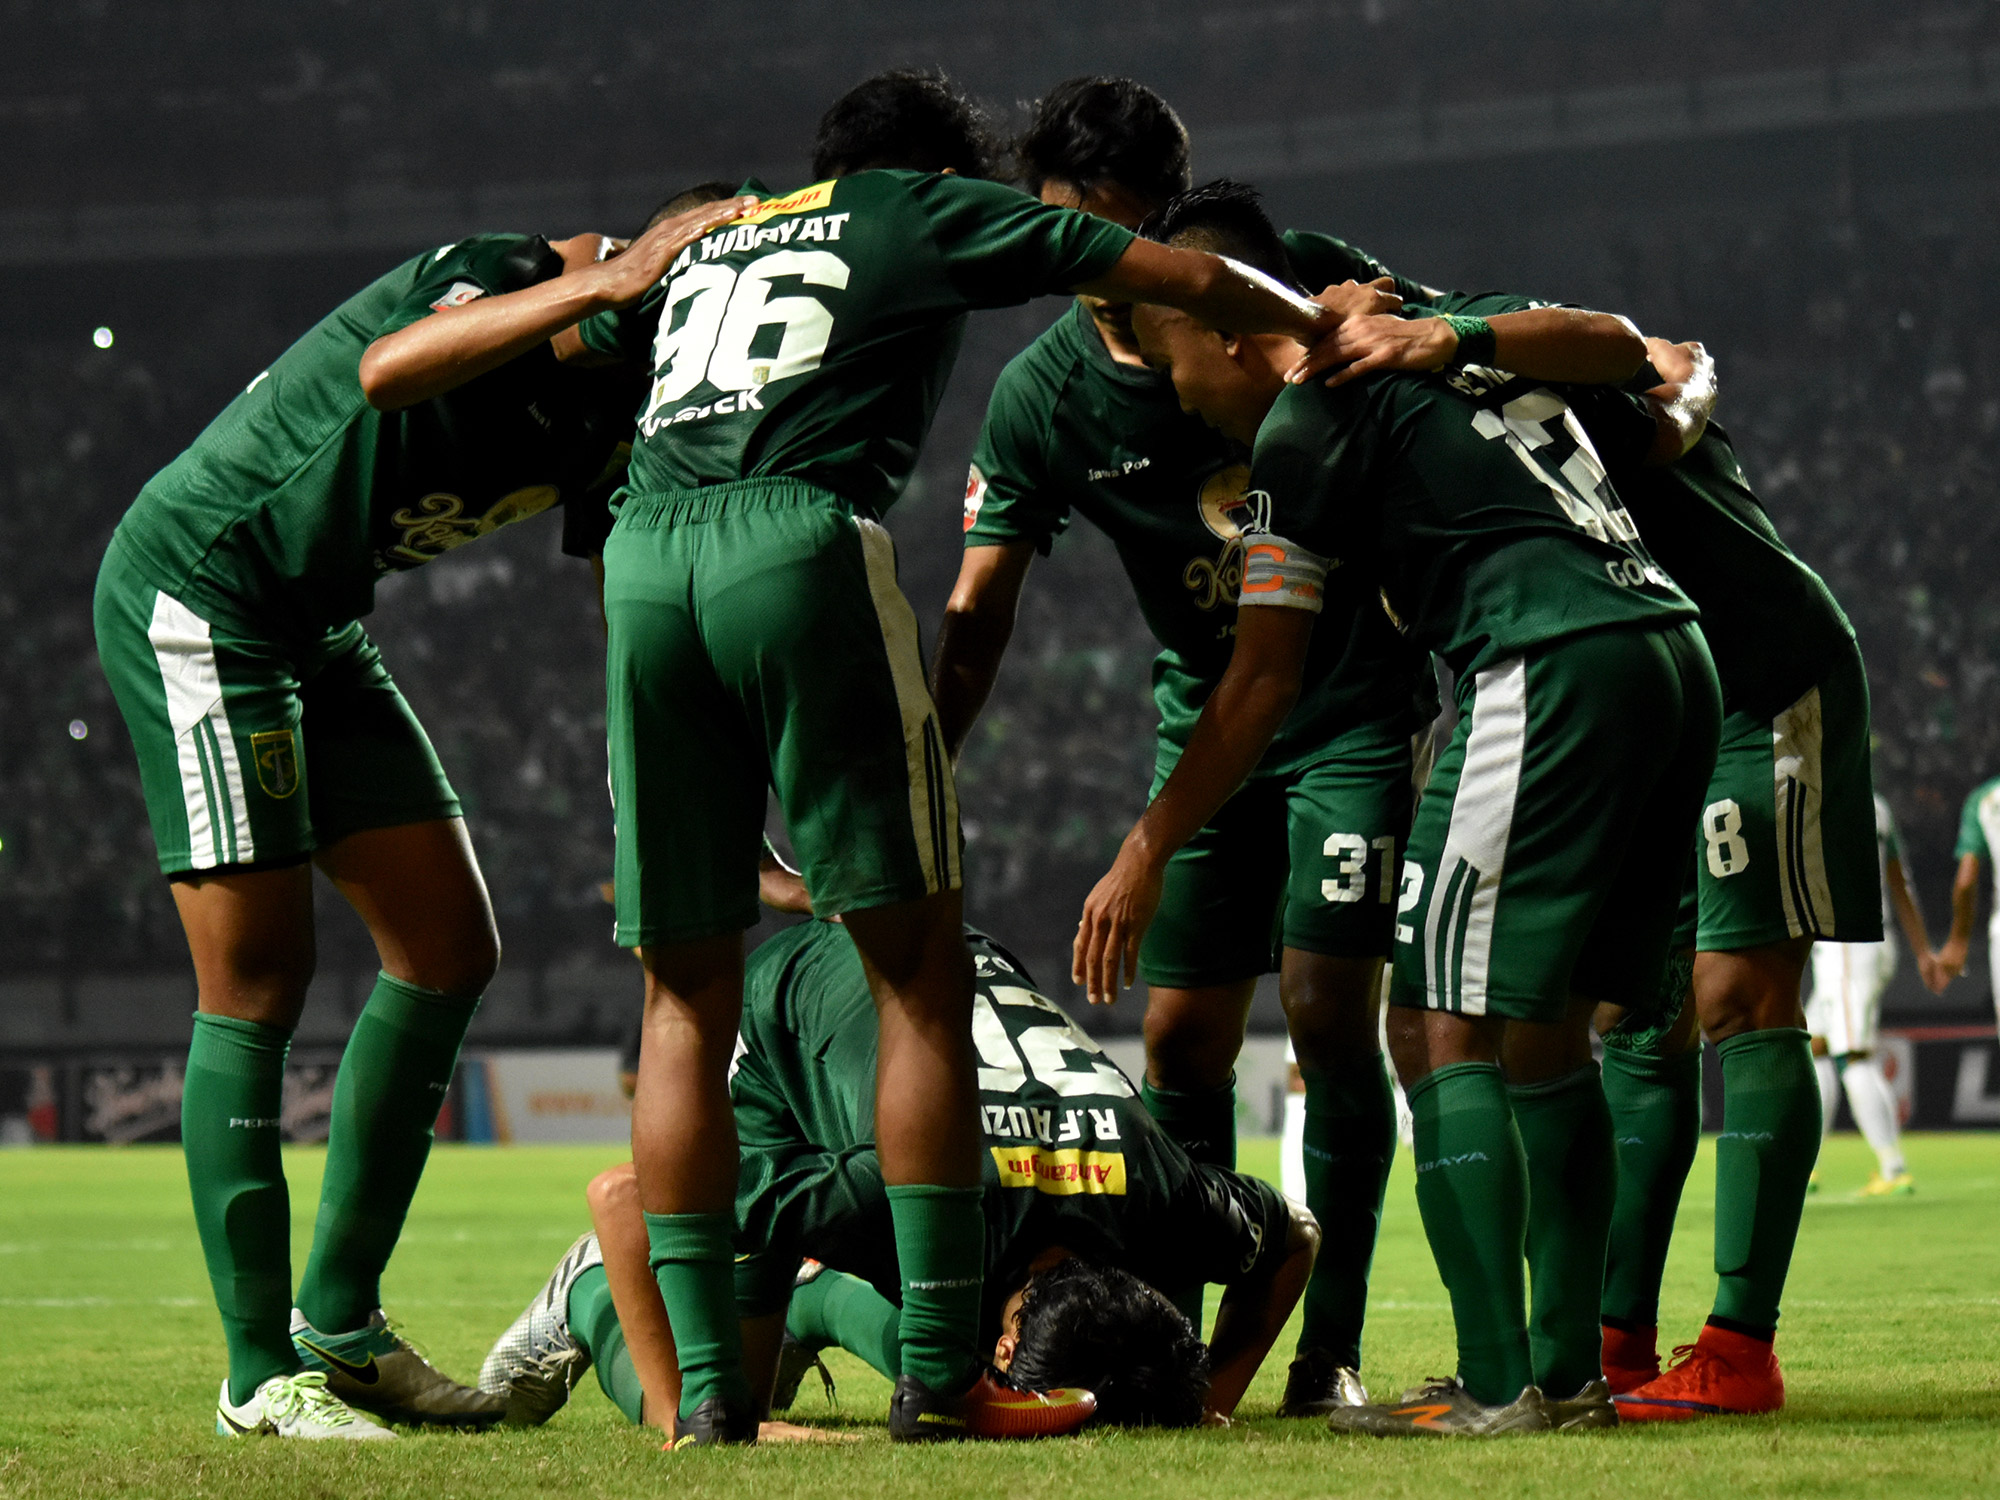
[1806,791,1931,1196]
[1078,182,1721,1437]
[478,916,1317,1433]
[91,190,750,1441]
[439,68,1382,1444]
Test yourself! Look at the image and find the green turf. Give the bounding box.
[1,1133,1995,1498]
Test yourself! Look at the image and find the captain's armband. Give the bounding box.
[1238,532,1331,614]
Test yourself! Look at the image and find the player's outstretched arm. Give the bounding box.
[1075,241,1398,376]
[1203,1200,1319,1421]
[1638,337,1718,464]
[1887,853,1939,978]
[1310,304,1649,389]
[357,195,757,409]
[1073,604,1312,1001]
[931,543,1036,762]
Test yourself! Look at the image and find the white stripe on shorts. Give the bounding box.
[1422,657,1526,1016]
[853,518,960,894]
[1772,685,1834,938]
[147,591,255,869]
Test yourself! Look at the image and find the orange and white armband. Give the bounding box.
[1238,533,1330,613]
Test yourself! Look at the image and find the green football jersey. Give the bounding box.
[1432,291,1856,720]
[734,919,1288,1301]
[1242,363,1697,676]
[112,235,643,635]
[1955,776,2000,861]
[577,171,1133,517]
[963,228,1437,768]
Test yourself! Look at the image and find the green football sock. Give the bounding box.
[786,1269,903,1381]
[1295,1055,1396,1369]
[565,1265,643,1424]
[1711,1028,1821,1335]
[183,1013,299,1406]
[646,1211,750,1419]
[1600,1043,1702,1328]
[1510,1065,1616,1398]
[1140,1077,1236,1328]
[295,973,480,1334]
[1405,1061,1532,1406]
[884,1184,985,1394]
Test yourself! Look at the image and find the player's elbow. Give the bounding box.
[1599,315,1649,380]
[357,341,412,411]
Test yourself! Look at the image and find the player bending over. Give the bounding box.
[1806,791,1930,1196]
[446,68,1374,1443]
[478,918,1316,1434]
[1077,182,1718,1437]
[936,77,1442,1414]
[92,192,748,1440]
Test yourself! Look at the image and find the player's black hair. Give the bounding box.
[640,180,739,233]
[1007,1258,1209,1428]
[810,68,998,180]
[1016,77,1192,208]
[1141,179,1300,293]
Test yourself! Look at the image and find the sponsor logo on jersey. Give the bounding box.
[739,181,836,223]
[249,729,300,799]
[1086,456,1152,481]
[963,465,988,532]
[378,486,560,570]
[669,211,851,276]
[990,1145,1127,1196]
[428,281,487,312]
[1182,463,1260,611]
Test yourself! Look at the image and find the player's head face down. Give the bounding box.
[1133,304,1293,446]
[992,1255,1209,1428]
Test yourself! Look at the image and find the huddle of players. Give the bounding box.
[93,67,1880,1444]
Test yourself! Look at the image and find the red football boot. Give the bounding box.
[1614,1323,1784,1422]
[890,1370,1097,1441]
[1601,1323,1660,1396]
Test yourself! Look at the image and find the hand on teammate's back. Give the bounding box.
[1290,304,1457,389]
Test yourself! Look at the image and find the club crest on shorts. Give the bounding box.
[250,729,301,799]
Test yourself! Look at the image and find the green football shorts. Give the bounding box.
[1683,641,1882,951]
[1140,719,1414,988]
[93,534,460,875]
[1390,621,1722,1024]
[602,480,960,946]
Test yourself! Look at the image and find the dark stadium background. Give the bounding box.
[6,2,1999,1092]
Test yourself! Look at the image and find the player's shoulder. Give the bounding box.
[990,308,1090,409]
[1975,777,2000,814]
[425,232,560,290]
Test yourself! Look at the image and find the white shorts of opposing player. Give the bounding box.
[1806,938,1907,1180]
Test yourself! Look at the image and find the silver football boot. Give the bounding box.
[479,1231,603,1426]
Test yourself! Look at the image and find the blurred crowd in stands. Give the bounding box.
[8,185,1997,994]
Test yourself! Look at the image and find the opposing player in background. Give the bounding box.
[451,68,1367,1443]
[1932,776,2000,1022]
[90,193,753,1439]
[1081,184,1713,1437]
[933,77,1426,1414]
[1806,793,1931,1196]
[479,913,1315,1433]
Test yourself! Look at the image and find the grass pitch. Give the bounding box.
[1,1134,1995,1499]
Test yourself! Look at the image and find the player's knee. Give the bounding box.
[586,1161,640,1218]
[1142,1012,1235,1092]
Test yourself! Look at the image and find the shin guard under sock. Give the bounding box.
[646,1211,750,1419]
[184,1013,299,1405]
[1600,1043,1702,1328]
[1712,1028,1821,1333]
[885,1183,984,1394]
[1510,1065,1616,1397]
[1405,1062,1532,1405]
[296,973,479,1333]
[1296,1056,1396,1368]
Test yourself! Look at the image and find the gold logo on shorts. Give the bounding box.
[250,730,300,799]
